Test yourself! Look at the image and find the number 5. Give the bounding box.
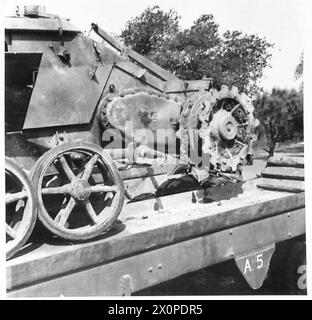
[256,254,263,269]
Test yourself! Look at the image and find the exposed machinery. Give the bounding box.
[5,5,258,259]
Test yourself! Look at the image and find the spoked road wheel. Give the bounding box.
[31,142,124,240]
[6,158,37,260]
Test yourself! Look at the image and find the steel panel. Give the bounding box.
[5,17,79,33]
[23,34,112,129]
[7,208,305,297]
[7,189,305,291]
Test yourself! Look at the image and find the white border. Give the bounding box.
[1,0,311,300]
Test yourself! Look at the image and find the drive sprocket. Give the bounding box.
[177,85,259,173]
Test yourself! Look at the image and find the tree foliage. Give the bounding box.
[254,88,303,156]
[120,6,303,156]
[120,6,180,56]
[295,52,304,92]
[120,6,273,93]
[295,52,303,80]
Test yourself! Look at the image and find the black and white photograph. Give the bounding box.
[2,0,310,300]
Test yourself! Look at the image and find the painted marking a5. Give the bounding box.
[244,253,264,273]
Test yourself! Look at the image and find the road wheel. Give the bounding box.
[31,142,124,240]
[6,158,37,259]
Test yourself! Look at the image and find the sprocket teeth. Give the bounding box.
[221,84,229,92]
[179,85,259,173]
[238,92,249,106]
[230,86,239,98]
[220,85,230,96]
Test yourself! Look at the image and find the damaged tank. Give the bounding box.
[5,5,258,259]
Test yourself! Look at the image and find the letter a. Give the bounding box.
[244,259,252,274]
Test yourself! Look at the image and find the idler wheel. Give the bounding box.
[6,157,37,259]
[31,142,124,240]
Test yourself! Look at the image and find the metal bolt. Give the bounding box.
[288,233,292,238]
[109,84,115,93]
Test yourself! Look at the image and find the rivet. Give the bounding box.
[158,264,162,270]
[148,267,153,273]
[288,233,292,238]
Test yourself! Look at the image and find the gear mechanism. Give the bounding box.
[99,85,258,176]
[177,85,259,173]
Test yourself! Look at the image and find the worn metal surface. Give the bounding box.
[103,88,181,149]
[7,208,305,297]
[23,34,113,129]
[6,183,305,292]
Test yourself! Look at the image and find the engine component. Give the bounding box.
[99,87,181,150]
